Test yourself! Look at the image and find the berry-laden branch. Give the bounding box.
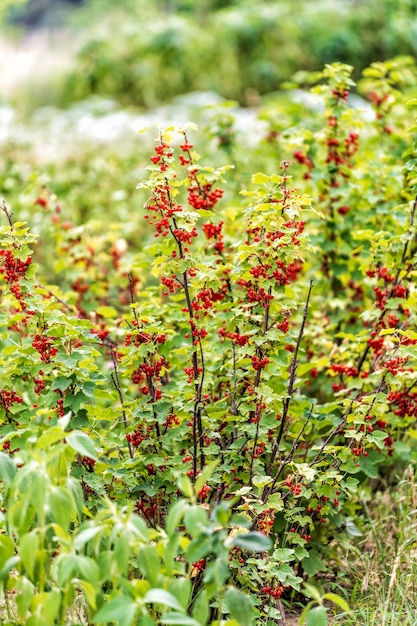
[267,280,313,475]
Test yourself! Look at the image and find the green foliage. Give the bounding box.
[1,59,417,624]
[50,0,417,108]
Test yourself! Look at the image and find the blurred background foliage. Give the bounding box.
[2,0,417,110]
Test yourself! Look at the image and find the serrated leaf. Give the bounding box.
[252,475,273,488]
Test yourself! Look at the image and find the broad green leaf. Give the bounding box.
[19,533,39,580]
[177,474,194,499]
[32,590,61,624]
[224,587,254,626]
[0,556,20,582]
[166,499,189,536]
[93,596,137,624]
[273,548,295,562]
[48,487,75,531]
[0,453,16,486]
[252,475,273,488]
[16,576,34,621]
[66,430,99,461]
[195,459,219,493]
[192,589,209,625]
[184,506,208,537]
[302,551,327,577]
[144,589,184,612]
[137,545,161,586]
[306,605,328,626]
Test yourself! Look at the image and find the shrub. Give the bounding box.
[0,60,417,624]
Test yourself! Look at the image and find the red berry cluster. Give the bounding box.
[32,334,58,363]
[257,509,275,534]
[277,319,290,333]
[150,141,173,171]
[134,497,158,521]
[261,585,284,599]
[251,355,270,371]
[187,172,223,211]
[293,150,313,179]
[202,220,224,253]
[198,483,210,500]
[192,559,205,572]
[387,389,417,418]
[126,423,153,448]
[330,363,359,378]
[125,330,166,347]
[82,456,96,469]
[285,475,303,496]
[352,446,368,457]
[2,440,19,455]
[218,328,250,346]
[33,372,45,394]
[0,249,31,283]
[0,389,23,409]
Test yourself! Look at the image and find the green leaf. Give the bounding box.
[19,533,39,580]
[114,534,130,576]
[160,615,201,626]
[144,589,185,612]
[177,474,194,499]
[35,427,65,449]
[138,617,157,626]
[137,545,161,586]
[0,453,16,487]
[302,583,322,602]
[0,556,20,582]
[252,475,273,488]
[93,597,137,624]
[322,592,351,613]
[306,605,328,626]
[184,506,208,537]
[96,305,118,318]
[77,580,97,611]
[168,578,191,611]
[195,459,219,493]
[224,587,254,626]
[301,551,327,577]
[16,577,34,621]
[73,525,103,550]
[192,589,209,625]
[66,430,99,461]
[273,548,295,562]
[48,487,75,531]
[32,590,62,624]
[231,532,272,552]
[0,535,14,570]
[166,499,189,536]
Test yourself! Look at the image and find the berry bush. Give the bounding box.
[0,60,417,624]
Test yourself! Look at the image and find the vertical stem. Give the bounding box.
[268,281,313,472]
[109,342,133,459]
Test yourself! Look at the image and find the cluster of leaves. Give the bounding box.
[1,60,417,624]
